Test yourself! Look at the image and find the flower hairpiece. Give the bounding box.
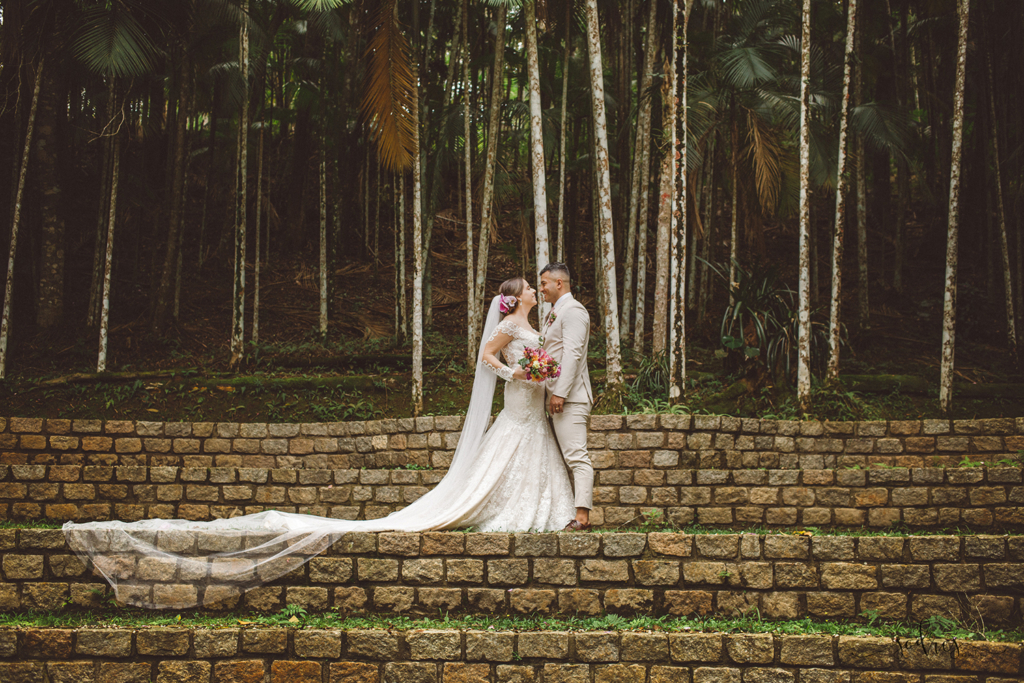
[499,294,518,314]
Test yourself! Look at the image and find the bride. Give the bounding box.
[64,277,576,608]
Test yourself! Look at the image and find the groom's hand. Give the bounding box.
[549,395,565,414]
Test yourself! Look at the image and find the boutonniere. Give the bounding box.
[546,310,558,326]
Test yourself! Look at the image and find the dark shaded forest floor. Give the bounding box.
[2,209,1023,422]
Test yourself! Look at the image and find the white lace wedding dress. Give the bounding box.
[63,300,576,608]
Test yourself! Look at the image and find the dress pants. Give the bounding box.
[551,401,593,510]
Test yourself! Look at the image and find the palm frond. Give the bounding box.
[852,102,911,160]
[744,107,782,214]
[290,0,350,11]
[717,45,781,90]
[360,0,417,172]
[73,4,159,78]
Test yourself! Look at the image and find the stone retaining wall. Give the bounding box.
[3,416,1023,471]
[0,462,1021,530]
[3,530,1022,625]
[0,627,1020,682]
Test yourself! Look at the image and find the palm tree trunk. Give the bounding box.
[230,3,250,369]
[152,53,192,333]
[525,0,550,317]
[33,69,65,330]
[463,0,476,366]
[584,0,623,389]
[556,0,571,264]
[797,0,813,410]
[97,132,120,373]
[729,106,739,306]
[399,173,408,340]
[985,38,1017,363]
[319,139,328,337]
[670,0,694,400]
[854,22,869,335]
[652,58,676,358]
[827,0,858,382]
[0,58,43,380]
[474,3,507,336]
[254,126,263,346]
[88,78,115,328]
[687,149,709,312]
[939,0,970,413]
[698,140,715,324]
[623,0,658,346]
[412,70,424,416]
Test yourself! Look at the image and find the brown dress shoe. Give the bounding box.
[563,519,592,531]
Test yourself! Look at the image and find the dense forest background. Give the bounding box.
[1,0,1022,419]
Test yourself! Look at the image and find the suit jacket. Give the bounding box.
[542,294,593,404]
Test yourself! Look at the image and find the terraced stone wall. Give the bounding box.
[4,416,1023,471]
[2,529,1022,625]
[1,416,1022,529]
[0,627,1020,682]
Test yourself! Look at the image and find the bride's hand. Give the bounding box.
[512,367,529,381]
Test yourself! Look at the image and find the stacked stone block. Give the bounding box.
[1,416,1021,528]
[2,529,1022,625]
[0,627,1019,682]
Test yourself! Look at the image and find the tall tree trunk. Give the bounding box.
[87,78,115,327]
[652,38,677,358]
[254,127,263,346]
[985,34,1017,364]
[670,0,694,400]
[827,0,858,382]
[556,0,571,263]
[33,69,66,329]
[97,132,120,372]
[412,67,424,416]
[698,140,715,324]
[623,0,658,346]
[939,0,970,413]
[399,172,408,340]
[199,89,217,270]
[230,3,250,369]
[797,0,813,410]
[319,138,328,337]
[463,0,475,366]
[729,105,739,306]
[584,0,623,390]
[152,53,192,333]
[0,58,42,379]
[854,22,869,334]
[525,0,550,317]
[474,3,507,337]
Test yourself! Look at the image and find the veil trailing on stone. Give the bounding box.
[64,297,507,609]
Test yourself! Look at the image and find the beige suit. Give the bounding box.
[542,293,593,510]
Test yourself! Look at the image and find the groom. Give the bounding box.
[539,263,594,531]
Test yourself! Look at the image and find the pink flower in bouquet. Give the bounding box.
[518,346,561,382]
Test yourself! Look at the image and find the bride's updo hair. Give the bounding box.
[497,277,526,316]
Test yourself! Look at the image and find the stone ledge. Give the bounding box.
[2,531,1022,623]
[0,629,1019,678]
[0,463,1020,530]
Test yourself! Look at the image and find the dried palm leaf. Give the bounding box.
[360,0,417,172]
[744,107,782,214]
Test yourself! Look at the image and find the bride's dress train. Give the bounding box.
[64,300,575,608]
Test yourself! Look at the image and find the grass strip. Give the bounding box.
[0,609,1019,643]
[0,519,1019,537]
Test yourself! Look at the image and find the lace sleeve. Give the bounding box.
[481,319,518,382]
[482,359,514,382]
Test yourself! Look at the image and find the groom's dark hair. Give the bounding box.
[540,262,571,282]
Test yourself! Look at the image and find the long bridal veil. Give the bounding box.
[64,298,507,609]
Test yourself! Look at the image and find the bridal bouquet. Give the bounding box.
[519,347,561,382]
